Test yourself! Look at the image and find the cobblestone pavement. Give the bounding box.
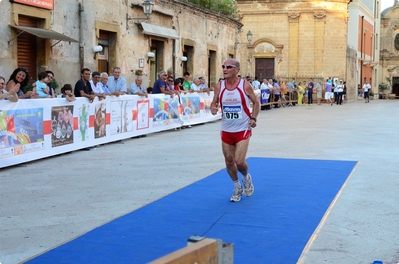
[1,99,398,264]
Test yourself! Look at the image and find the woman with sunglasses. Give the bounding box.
[210,58,259,202]
[6,67,35,100]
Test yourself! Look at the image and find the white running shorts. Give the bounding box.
[325,92,334,99]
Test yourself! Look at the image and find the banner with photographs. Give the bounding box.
[0,92,221,168]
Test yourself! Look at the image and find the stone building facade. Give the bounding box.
[236,0,355,97]
[380,0,399,97]
[0,0,241,91]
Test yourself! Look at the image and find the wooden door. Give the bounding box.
[17,16,38,79]
[255,58,274,81]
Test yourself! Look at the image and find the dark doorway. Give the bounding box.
[255,58,274,81]
[393,77,399,96]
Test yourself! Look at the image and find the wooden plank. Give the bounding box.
[148,238,219,264]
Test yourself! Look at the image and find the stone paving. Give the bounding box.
[0,99,398,264]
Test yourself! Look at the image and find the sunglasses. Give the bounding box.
[222,65,237,69]
[18,67,28,73]
[168,80,173,82]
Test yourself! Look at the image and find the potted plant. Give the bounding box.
[369,91,374,100]
[378,83,389,99]
[135,69,143,76]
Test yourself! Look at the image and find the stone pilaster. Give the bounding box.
[288,13,300,77]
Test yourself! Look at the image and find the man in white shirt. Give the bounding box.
[363,80,371,103]
[89,71,106,100]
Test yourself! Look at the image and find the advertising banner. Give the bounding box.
[0,92,221,168]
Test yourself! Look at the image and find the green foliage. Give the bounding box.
[187,0,239,18]
[49,78,59,92]
[378,83,388,91]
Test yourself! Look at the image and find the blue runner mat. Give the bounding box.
[26,157,357,263]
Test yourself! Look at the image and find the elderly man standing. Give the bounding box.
[107,67,127,95]
[129,76,148,98]
[210,58,259,202]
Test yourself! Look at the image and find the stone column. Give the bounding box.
[314,11,326,78]
[288,13,300,77]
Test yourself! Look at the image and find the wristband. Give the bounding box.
[250,117,257,122]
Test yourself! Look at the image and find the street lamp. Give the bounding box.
[126,0,154,30]
[235,30,253,49]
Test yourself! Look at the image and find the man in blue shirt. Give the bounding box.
[152,70,175,96]
[129,76,148,97]
[307,78,314,105]
[107,67,127,95]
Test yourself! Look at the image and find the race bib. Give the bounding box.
[222,105,242,119]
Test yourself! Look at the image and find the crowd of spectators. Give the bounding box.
[1,67,213,104]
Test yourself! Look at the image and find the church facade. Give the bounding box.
[380,1,399,97]
[236,0,380,100]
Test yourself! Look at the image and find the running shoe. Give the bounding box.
[230,186,243,202]
[243,174,254,197]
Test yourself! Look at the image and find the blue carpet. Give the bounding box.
[26,158,357,264]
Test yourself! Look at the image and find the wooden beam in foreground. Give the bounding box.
[148,238,218,264]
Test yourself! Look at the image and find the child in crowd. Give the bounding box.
[61,84,76,102]
[35,72,51,98]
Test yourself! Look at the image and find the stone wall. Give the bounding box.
[237,0,351,95]
[0,0,241,90]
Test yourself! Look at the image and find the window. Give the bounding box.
[395,34,399,51]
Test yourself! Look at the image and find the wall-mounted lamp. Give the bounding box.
[126,0,154,30]
[180,56,187,66]
[147,51,155,63]
[93,45,103,59]
[234,30,253,50]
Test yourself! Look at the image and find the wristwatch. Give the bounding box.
[250,117,257,122]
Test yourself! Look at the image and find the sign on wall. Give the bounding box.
[10,0,54,10]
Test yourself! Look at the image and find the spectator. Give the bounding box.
[60,84,76,102]
[34,72,51,98]
[252,76,261,90]
[190,77,202,92]
[147,87,153,94]
[152,70,174,96]
[6,67,34,100]
[89,71,106,100]
[307,78,314,105]
[297,81,305,105]
[182,71,192,91]
[74,68,96,102]
[0,76,18,101]
[333,83,339,104]
[129,76,148,97]
[174,78,183,91]
[45,70,56,97]
[107,67,127,95]
[99,72,119,96]
[324,79,333,106]
[272,79,280,108]
[358,84,363,97]
[336,80,344,105]
[342,81,347,103]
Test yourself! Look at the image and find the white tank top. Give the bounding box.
[220,79,251,132]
